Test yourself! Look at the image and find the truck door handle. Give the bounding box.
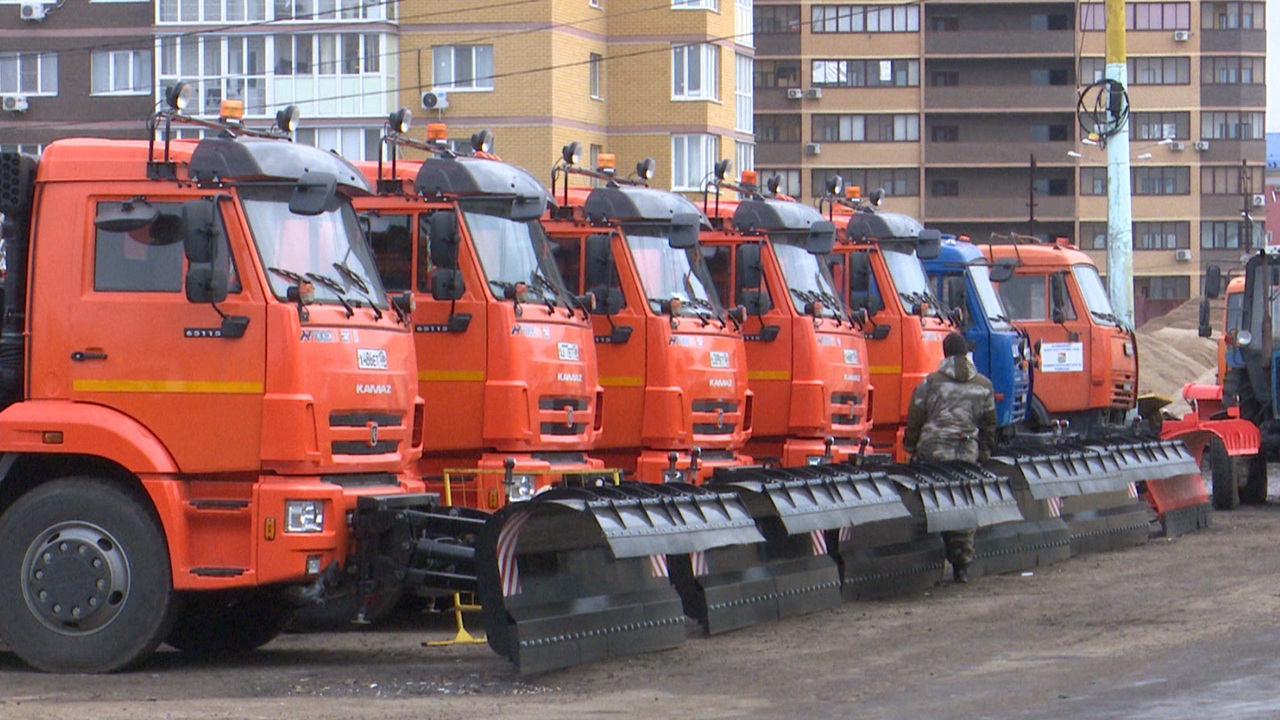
[71,351,108,362]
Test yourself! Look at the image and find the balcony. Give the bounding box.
[754,33,801,57]
[925,30,1074,56]
[925,141,1073,166]
[1200,195,1254,219]
[1200,29,1266,53]
[1196,139,1266,165]
[925,85,1075,112]
[755,142,803,166]
[925,195,1075,222]
[1200,85,1267,110]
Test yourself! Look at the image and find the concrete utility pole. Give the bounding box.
[1105,0,1134,329]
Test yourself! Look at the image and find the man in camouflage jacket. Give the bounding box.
[903,332,998,583]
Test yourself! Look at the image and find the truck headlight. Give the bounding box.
[662,469,684,483]
[1237,330,1253,347]
[507,475,536,502]
[284,500,325,533]
[806,455,825,466]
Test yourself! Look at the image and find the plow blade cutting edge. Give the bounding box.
[890,462,1024,532]
[665,464,912,635]
[990,447,1127,499]
[474,482,763,675]
[1099,440,1207,537]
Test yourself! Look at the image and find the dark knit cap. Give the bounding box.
[942,332,969,358]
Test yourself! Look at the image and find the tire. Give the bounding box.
[1240,454,1269,505]
[1206,438,1240,511]
[166,588,295,655]
[0,477,175,673]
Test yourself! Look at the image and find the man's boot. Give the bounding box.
[952,562,969,584]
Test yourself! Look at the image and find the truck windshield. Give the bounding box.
[773,239,845,319]
[968,264,1013,330]
[625,229,725,318]
[1072,264,1118,326]
[461,199,571,307]
[1226,291,1243,333]
[883,246,938,316]
[242,187,387,308]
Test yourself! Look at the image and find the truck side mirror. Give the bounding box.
[847,252,882,315]
[740,288,773,316]
[1198,297,1212,338]
[807,221,836,255]
[427,210,459,268]
[1050,272,1068,322]
[736,243,764,290]
[916,228,942,260]
[668,213,700,249]
[181,198,229,304]
[590,285,624,315]
[584,234,614,288]
[989,259,1016,283]
[289,170,338,216]
[1204,265,1222,299]
[431,267,465,301]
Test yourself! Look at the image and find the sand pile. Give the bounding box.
[1135,298,1223,417]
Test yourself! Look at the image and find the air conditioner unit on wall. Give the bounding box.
[19,1,47,21]
[1174,249,1193,262]
[1169,141,1186,151]
[786,88,804,100]
[1194,140,1210,151]
[805,87,822,100]
[805,142,822,155]
[1173,30,1189,41]
[2,94,29,113]
[420,90,449,111]
[1252,194,1266,208]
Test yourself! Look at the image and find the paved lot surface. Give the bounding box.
[2,500,1279,720]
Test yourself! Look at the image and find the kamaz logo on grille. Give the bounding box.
[356,384,393,394]
[709,378,734,388]
[709,351,730,368]
[844,349,859,365]
[357,348,388,370]
[558,342,580,362]
[557,373,583,383]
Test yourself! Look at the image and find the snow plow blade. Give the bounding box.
[990,446,1126,499]
[835,461,1022,599]
[474,482,763,675]
[666,464,910,635]
[1093,440,1207,538]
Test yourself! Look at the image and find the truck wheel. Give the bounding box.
[1240,454,1268,505]
[0,477,174,673]
[1206,438,1239,510]
[166,588,295,655]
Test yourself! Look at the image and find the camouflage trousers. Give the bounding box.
[942,529,975,566]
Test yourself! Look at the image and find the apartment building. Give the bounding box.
[753,0,1267,299]
[397,0,755,193]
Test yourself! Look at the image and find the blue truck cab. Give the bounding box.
[923,236,1031,428]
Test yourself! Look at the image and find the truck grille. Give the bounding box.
[329,411,404,457]
[830,392,864,426]
[1110,372,1137,408]
[537,395,592,439]
[692,399,739,435]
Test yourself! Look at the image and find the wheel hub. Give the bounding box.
[21,523,130,635]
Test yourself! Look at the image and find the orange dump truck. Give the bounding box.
[0,88,447,672]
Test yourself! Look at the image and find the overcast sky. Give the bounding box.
[1270,2,1278,131]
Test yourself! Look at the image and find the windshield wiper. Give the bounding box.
[306,272,355,318]
[530,271,565,316]
[269,266,307,285]
[1090,309,1118,324]
[332,261,370,295]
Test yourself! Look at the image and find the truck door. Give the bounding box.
[65,196,267,473]
[999,271,1085,419]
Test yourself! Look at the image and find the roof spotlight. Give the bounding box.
[275,105,300,134]
[714,158,732,181]
[825,175,844,196]
[562,141,583,166]
[766,175,782,195]
[636,157,656,182]
[165,81,191,112]
[471,129,494,154]
[389,108,412,134]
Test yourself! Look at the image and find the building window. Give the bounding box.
[1080,222,1108,249]
[811,5,919,33]
[930,125,958,142]
[159,0,269,22]
[930,16,959,31]
[756,114,801,143]
[1135,276,1191,300]
[433,45,494,91]
[735,141,755,174]
[931,179,959,197]
[1133,167,1190,195]
[91,50,152,95]
[1202,111,1265,140]
[1030,13,1071,30]
[755,5,799,33]
[0,143,43,156]
[735,0,753,47]
[1033,178,1070,196]
[589,53,603,99]
[672,44,719,100]
[267,0,387,21]
[1130,111,1189,140]
[673,0,719,10]
[735,54,753,133]
[754,60,800,88]
[1079,3,1191,30]
[296,126,382,160]
[1134,221,1190,249]
[1202,221,1247,249]
[1202,56,1265,84]
[1029,124,1070,142]
[930,70,959,87]
[1080,167,1107,195]
[822,168,918,196]
[672,134,719,190]
[1030,68,1071,86]
[763,169,801,197]
[1202,2,1264,30]
[0,52,58,96]
[591,0,601,7]
[1080,57,1190,85]
[1201,165,1263,194]
[812,114,919,143]
[812,59,919,88]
